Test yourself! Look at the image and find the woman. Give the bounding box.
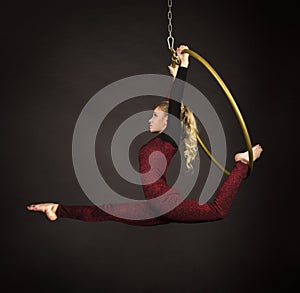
[27,45,263,225]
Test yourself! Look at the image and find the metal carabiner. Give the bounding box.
[167,36,174,50]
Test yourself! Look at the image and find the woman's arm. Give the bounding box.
[163,45,189,146]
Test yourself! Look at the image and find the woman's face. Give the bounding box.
[149,107,168,133]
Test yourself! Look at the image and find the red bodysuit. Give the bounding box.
[56,67,249,226]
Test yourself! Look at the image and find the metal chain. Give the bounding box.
[167,0,181,67]
[166,0,174,50]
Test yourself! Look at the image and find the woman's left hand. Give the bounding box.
[168,64,179,78]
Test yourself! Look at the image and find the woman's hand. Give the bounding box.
[167,44,189,78]
[168,64,179,78]
[176,44,189,68]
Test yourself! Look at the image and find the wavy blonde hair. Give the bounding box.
[157,101,199,171]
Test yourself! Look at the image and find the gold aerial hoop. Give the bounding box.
[171,48,254,176]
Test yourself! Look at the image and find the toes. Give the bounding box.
[27,204,45,212]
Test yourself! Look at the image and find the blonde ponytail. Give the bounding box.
[180,103,199,172]
[157,101,199,171]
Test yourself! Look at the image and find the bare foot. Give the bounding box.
[234,144,263,165]
[27,203,59,221]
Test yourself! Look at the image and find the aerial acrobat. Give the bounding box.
[27,44,263,225]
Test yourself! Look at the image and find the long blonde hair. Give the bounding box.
[157,101,199,171]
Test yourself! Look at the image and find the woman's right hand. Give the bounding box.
[167,45,189,77]
[176,45,189,68]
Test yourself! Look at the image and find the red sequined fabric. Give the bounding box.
[57,136,248,226]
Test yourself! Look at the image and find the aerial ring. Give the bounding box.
[179,48,253,176]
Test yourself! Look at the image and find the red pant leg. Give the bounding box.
[147,162,249,223]
[56,203,170,226]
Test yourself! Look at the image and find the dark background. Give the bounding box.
[2,0,298,292]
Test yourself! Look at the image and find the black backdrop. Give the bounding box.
[2,0,298,292]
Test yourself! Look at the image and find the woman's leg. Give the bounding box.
[27,202,170,226]
[56,203,170,226]
[146,144,263,223]
[153,161,249,223]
